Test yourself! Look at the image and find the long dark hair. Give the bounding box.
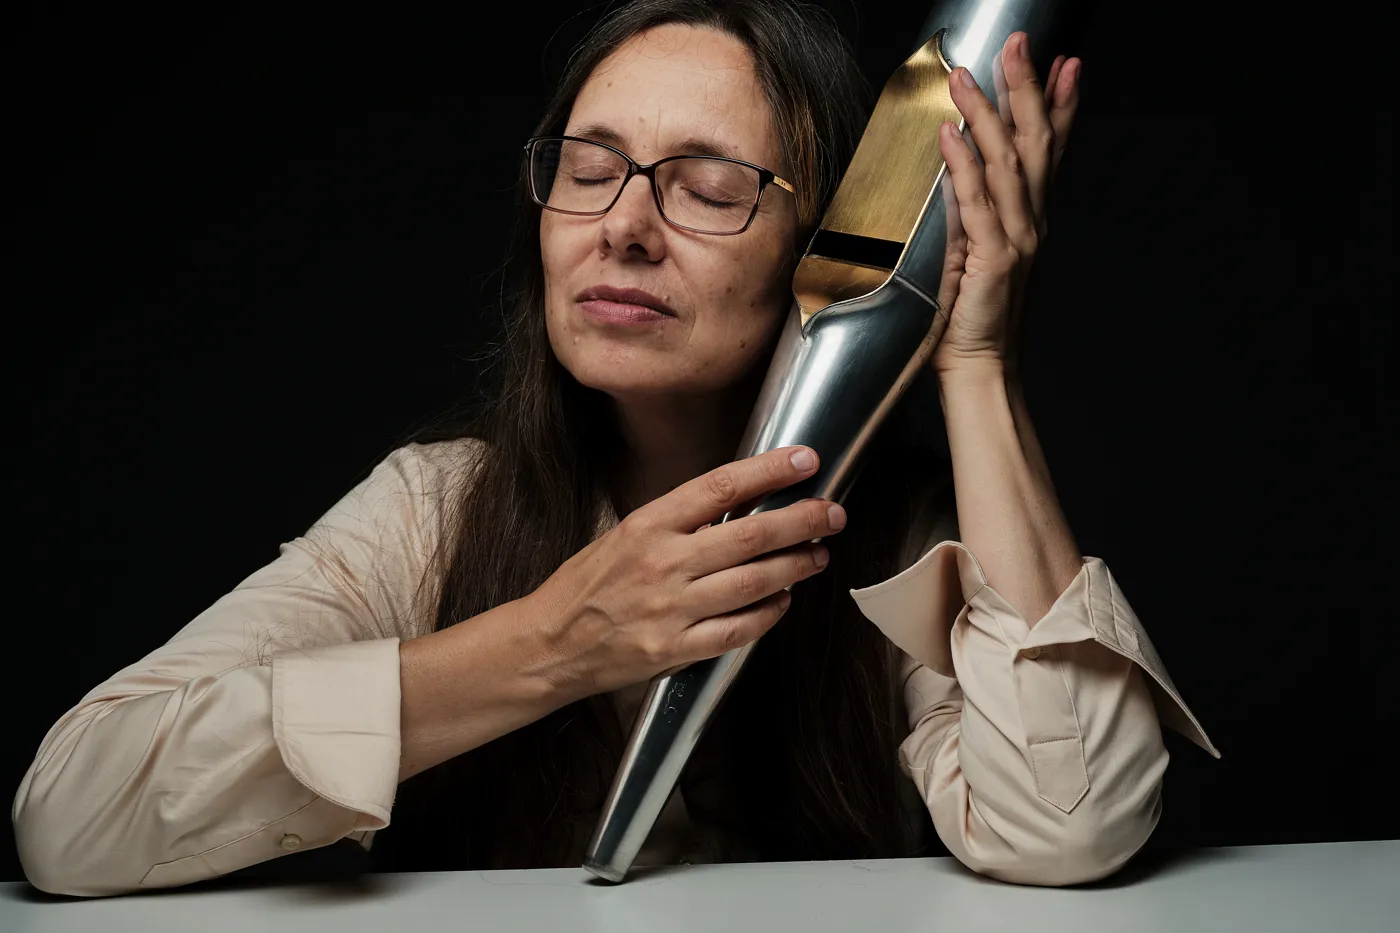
[371,0,947,870]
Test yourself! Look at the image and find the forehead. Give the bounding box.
[566,23,780,168]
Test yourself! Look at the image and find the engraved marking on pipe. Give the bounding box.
[663,679,687,723]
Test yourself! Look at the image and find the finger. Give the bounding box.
[689,496,844,577]
[937,180,967,319]
[655,446,820,532]
[940,120,1010,253]
[674,589,792,663]
[991,36,1013,125]
[948,65,1037,250]
[1048,57,1082,177]
[1045,55,1067,105]
[683,542,827,621]
[1001,33,1055,226]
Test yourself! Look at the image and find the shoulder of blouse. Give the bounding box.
[298,435,489,641]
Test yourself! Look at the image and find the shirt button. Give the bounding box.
[1021,647,1042,660]
[280,834,302,851]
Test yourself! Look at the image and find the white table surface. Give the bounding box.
[4,840,1397,933]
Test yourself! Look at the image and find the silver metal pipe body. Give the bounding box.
[585,0,1088,882]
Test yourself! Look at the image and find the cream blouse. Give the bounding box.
[12,438,1216,896]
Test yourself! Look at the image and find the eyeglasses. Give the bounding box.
[523,135,796,236]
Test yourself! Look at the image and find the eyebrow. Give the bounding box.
[567,122,745,162]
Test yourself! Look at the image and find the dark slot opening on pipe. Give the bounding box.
[805,229,904,271]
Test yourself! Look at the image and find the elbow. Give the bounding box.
[957,788,1164,888]
[11,701,167,897]
[13,797,140,898]
[987,810,1158,887]
[16,855,130,899]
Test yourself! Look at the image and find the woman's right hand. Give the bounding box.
[525,446,845,699]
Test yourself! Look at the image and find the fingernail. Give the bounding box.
[958,67,976,89]
[790,448,816,471]
[941,121,960,142]
[779,590,793,610]
[814,547,830,569]
[827,503,847,531]
[1068,59,1081,85]
[1018,34,1030,60]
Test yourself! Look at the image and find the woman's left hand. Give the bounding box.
[929,32,1082,377]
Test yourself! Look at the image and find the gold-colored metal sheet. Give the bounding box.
[792,257,892,325]
[790,32,963,328]
[819,32,960,246]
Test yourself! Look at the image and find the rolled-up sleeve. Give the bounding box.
[12,442,465,896]
[851,509,1217,887]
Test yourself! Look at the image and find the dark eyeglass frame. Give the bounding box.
[523,134,797,236]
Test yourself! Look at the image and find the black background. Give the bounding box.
[4,0,1393,884]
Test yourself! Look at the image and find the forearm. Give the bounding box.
[937,361,1082,624]
[397,594,579,781]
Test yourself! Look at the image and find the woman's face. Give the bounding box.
[541,24,798,401]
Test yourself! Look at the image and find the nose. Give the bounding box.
[598,173,667,261]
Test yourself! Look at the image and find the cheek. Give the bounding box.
[710,238,791,327]
[540,217,580,356]
[540,217,588,327]
[685,241,792,375]
[539,215,568,284]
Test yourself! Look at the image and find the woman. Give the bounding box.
[13,0,1215,897]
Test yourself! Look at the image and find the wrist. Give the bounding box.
[397,596,580,780]
[934,343,1015,378]
[936,356,1010,396]
[516,588,595,706]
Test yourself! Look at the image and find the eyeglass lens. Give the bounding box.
[530,138,761,234]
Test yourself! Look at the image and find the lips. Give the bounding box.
[576,285,676,317]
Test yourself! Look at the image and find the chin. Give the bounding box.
[572,367,698,399]
[549,322,771,400]
[564,355,740,400]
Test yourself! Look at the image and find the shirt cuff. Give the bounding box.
[271,638,403,828]
[850,540,1218,759]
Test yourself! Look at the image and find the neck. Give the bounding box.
[607,380,761,519]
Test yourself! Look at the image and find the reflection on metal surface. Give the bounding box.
[584,0,1091,884]
[792,257,892,326]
